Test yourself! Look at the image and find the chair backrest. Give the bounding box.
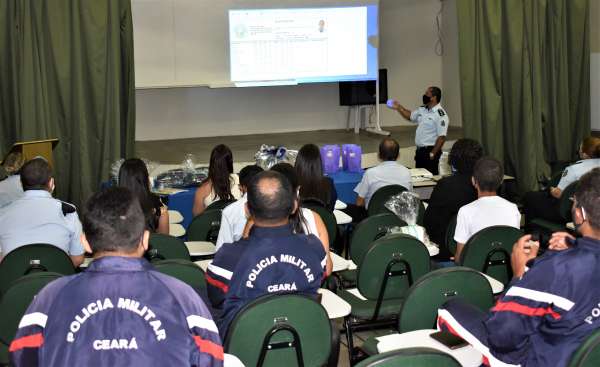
[559,181,579,222]
[225,294,332,367]
[367,185,408,217]
[355,347,461,367]
[186,209,223,243]
[205,199,236,212]
[302,204,337,246]
[0,244,75,296]
[0,272,62,350]
[459,226,523,285]
[357,234,430,302]
[568,328,600,367]
[147,233,191,261]
[349,213,406,265]
[152,259,207,295]
[397,267,494,333]
[444,215,458,256]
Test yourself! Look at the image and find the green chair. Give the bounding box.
[225,294,332,367]
[147,233,191,261]
[0,244,75,297]
[338,213,405,287]
[444,215,458,257]
[459,226,523,285]
[360,267,494,355]
[152,259,207,295]
[367,185,408,217]
[338,234,431,364]
[0,272,63,365]
[186,209,223,243]
[355,348,461,367]
[205,199,236,212]
[302,204,337,246]
[530,181,578,233]
[568,328,600,367]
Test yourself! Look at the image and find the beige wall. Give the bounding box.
[592,0,599,52]
[136,0,446,140]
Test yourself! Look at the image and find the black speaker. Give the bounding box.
[338,69,388,106]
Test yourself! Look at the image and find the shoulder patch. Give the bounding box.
[61,201,77,216]
[562,169,568,177]
[438,109,446,117]
[440,120,446,127]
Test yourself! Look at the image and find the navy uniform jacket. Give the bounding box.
[10,257,223,367]
[483,237,600,366]
[206,224,326,336]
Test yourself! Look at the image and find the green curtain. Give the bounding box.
[457,0,590,192]
[0,0,136,207]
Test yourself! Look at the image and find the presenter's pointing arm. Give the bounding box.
[392,101,412,121]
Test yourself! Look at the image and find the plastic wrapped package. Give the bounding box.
[438,151,451,176]
[320,145,341,174]
[254,144,298,170]
[385,191,420,225]
[342,144,362,172]
[154,166,208,189]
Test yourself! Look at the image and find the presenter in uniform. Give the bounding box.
[391,86,449,175]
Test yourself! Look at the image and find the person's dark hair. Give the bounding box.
[207,144,234,201]
[271,162,308,234]
[247,171,294,223]
[239,165,264,188]
[20,158,52,191]
[472,157,504,192]
[430,86,442,103]
[378,138,400,161]
[295,144,330,206]
[449,139,484,175]
[574,168,600,229]
[82,187,146,254]
[118,158,162,231]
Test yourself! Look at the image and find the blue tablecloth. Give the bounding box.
[168,170,365,230]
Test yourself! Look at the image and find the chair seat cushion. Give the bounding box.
[338,289,404,320]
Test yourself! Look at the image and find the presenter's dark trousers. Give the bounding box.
[523,190,564,227]
[415,146,441,175]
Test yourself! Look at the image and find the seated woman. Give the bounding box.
[294,144,337,211]
[423,138,483,259]
[118,158,169,234]
[192,144,241,217]
[386,191,437,254]
[524,136,600,226]
[243,163,333,276]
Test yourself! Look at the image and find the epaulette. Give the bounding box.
[438,109,446,117]
[61,201,77,215]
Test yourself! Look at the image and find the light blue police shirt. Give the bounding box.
[410,104,449,147]
[354,161,413,208]
[0,175,23,208]
[0,190,84,257]
[557,158,600,191]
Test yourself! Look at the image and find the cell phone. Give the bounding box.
[430,331,469,350]
[386,99,396,108]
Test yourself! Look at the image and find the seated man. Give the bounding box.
[207,171,326,335]
[454,157,521,262]
[0,157,84,266]
[10,187,223,366]
[215,164,264,251]
[524,137,600,226]
[438,168,600,367]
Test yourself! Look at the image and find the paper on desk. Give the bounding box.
[347,288,368,301]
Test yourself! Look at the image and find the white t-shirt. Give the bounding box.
[454,196,521,244]
[215,195,319,251]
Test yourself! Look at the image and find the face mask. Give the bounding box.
[422,94,431,105]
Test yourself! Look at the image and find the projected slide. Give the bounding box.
[229,6,378,86]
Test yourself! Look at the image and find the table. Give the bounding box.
[168,210,183,224]
[169,223,186,237]
[185,241,216,256]
[375,329,483,367]
[327,170,364,204]
[318,288,352,319]
[481,273,504,294]
[224,353,245,367]
[334,200,347,210]
[333,210,353,225]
